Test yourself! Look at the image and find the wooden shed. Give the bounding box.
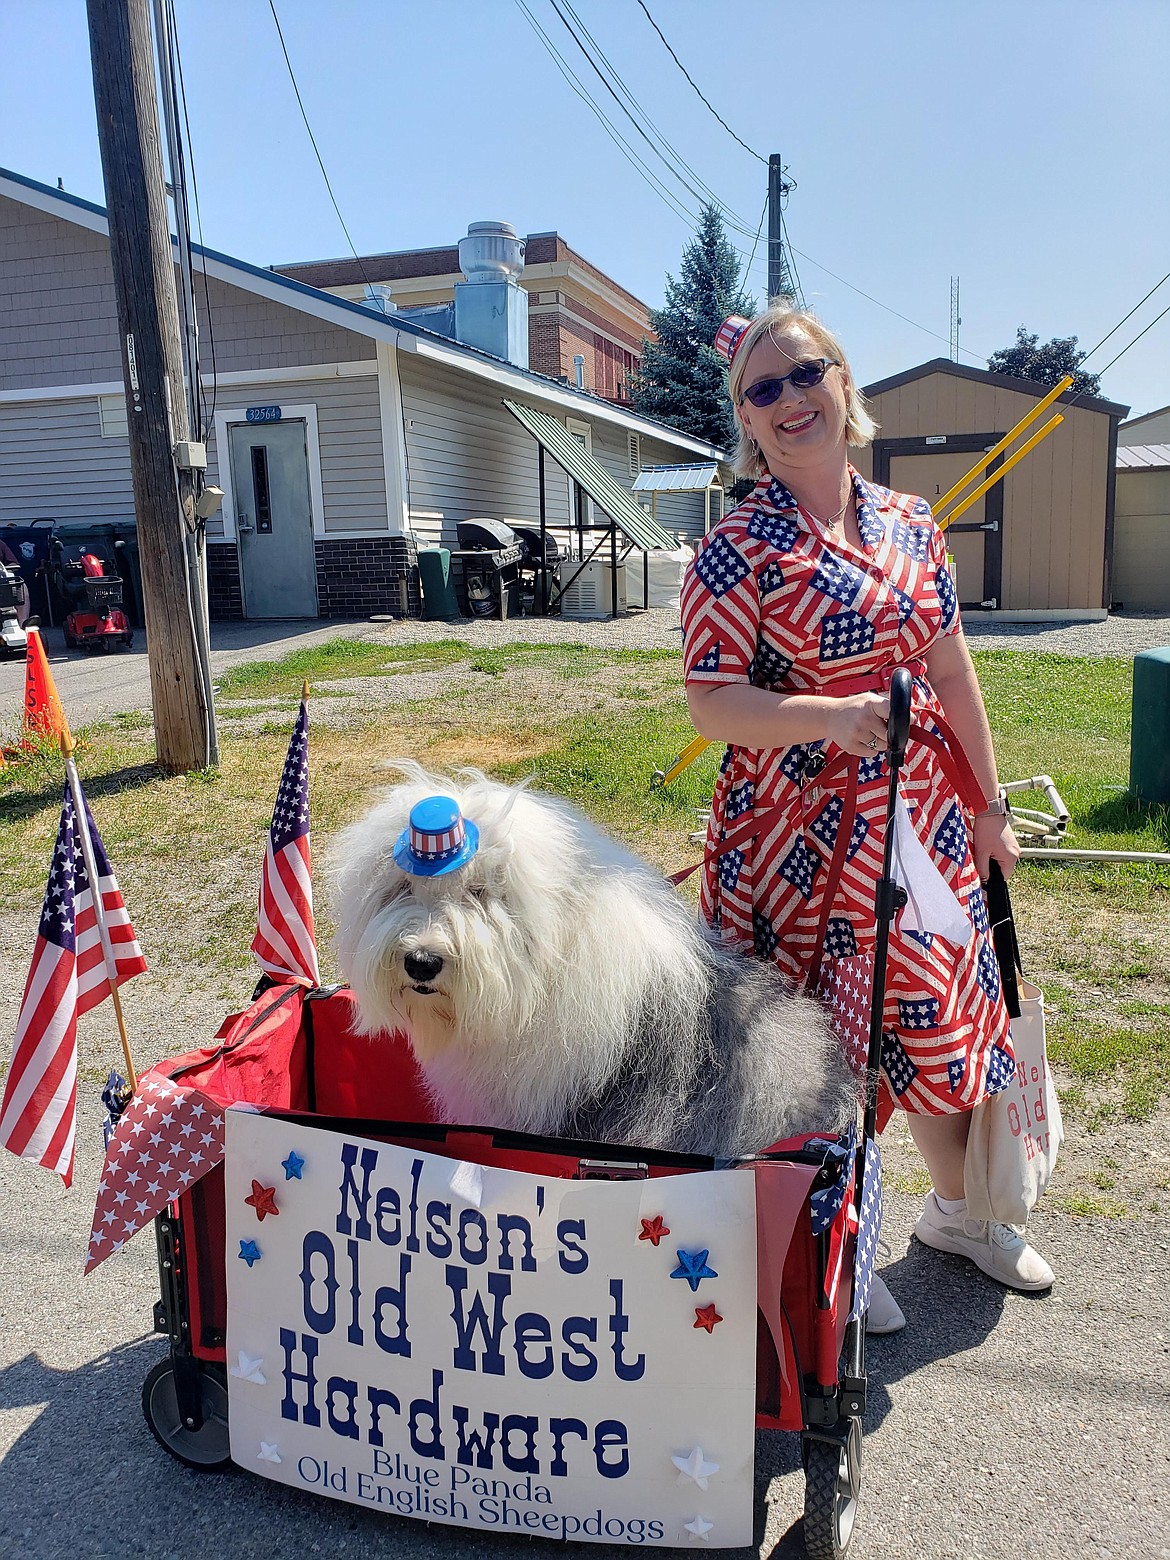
[853,360,1129,617]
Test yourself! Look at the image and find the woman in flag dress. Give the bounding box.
[680,305,1054,1318]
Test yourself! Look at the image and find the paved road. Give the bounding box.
[1,1092,1167,1560]
[0,621,390,733]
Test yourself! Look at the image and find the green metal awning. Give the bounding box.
[503,399,678,550]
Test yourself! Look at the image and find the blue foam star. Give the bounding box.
[281,1150,305,1180]
[238,1239,262,1268]
[670,1248,718,1292]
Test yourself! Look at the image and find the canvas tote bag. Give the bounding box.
[963,864,1064,1226]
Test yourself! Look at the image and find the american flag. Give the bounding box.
[848,1138,883,1322]
[251,698,320,987]
[86,1069,225,1273]
[0,783,147,1186]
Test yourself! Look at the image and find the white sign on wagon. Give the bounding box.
[224,1111,758,1547]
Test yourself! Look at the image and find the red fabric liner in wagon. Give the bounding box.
[157,982,857,1433]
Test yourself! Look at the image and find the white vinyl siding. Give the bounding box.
[399,354,574,547]
[205,372,386,537]
[0,397,135,522]
[398,351,716,551]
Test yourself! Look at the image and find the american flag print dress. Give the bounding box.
[680,468,1015,1125]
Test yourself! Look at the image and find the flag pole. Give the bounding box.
[60,733,138,1090]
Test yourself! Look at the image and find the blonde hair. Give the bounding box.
[727,305,878,478]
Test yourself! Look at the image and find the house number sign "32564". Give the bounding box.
[246,405,282,423]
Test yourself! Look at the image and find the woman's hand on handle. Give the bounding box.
[974,813,1020,882]
[826,691,891,757]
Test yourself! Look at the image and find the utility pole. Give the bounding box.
[87,0,216,772]
[767,153,797,304]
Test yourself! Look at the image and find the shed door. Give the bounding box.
[229,419,318,619]
[882,441,1004,611]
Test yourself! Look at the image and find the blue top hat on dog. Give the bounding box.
[394,795,479,877]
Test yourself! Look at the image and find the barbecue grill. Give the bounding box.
[453,519,525,618]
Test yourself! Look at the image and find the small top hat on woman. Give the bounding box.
[680,304,1054,1323]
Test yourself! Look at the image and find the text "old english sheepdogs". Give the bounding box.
[331,766,856,1158]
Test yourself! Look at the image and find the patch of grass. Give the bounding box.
[887,1167,933,1196]
[214,638,470,699]
[1048,1191,1130,1218]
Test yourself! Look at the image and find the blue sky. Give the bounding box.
[1,0,1167,416]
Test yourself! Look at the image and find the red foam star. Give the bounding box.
[638,1215,670,1247]
[245,1181,279,1221]
[693,1304,723,1333]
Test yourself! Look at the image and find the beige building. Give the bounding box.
[854,360,1128,617]
[1113,442,1170,611]
[1119,404,1170,447]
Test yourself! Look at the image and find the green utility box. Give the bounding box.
[1129,648,1170,802]
[418,547,461,620]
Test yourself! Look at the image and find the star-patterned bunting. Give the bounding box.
[693,1304,723,1333]
[85,1071,224,1274]
[670,1249,717,1292]
[638,1214,670,1246]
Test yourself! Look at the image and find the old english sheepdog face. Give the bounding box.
[330,765,621,1066]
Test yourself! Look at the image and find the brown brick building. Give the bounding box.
[275,232,653,404]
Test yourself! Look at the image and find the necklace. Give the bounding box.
[799,490,853,531]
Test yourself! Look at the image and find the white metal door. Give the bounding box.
[229,419,317,619]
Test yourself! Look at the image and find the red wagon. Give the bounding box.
[136,981,874,1557]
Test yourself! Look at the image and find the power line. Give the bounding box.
[739,195,768,297]
[1062,299,1170,410]
[267,0,374,291]
[170,0,217,441]
[550,0,753,232]
[633,0,767,165]
[513,0,722,234]
[789,243,988,362]
[1078,269,1170,368]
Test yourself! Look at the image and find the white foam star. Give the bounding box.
[673,1447,720,1490]
[230,1351,267,1385]
[684,1515,714,1541]
[258,1442,282,1464]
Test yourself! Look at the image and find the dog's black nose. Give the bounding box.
[404,950,444,983]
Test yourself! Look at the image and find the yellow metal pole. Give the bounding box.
[939,414,1064,530]
[934,373,1074,521]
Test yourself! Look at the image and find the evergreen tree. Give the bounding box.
[987,325,1101,397]
[630,205,755,449]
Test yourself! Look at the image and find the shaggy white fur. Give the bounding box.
[330,764,857,1157]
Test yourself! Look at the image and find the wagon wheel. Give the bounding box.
[802,1416,862,1559]
[141,1358,231,1471]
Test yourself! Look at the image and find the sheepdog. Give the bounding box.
[330,764,857,1159]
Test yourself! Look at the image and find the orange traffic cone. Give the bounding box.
[23,626,71,746]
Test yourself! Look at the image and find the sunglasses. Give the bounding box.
[740,358,840,408]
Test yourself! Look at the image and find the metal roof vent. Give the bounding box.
[458,221,526,284]
[362,282,396,314]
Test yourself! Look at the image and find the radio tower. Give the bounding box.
[949,276,961,362]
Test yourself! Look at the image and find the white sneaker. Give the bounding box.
[864,1272,906,1334]
[914,1192,1054,1292]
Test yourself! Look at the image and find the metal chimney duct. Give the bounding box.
[453,221,529,368]
[573,354,586,389]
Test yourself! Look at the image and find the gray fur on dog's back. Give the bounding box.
[564,933,858,1158]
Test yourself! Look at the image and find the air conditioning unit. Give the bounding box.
[559,559,627,618]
